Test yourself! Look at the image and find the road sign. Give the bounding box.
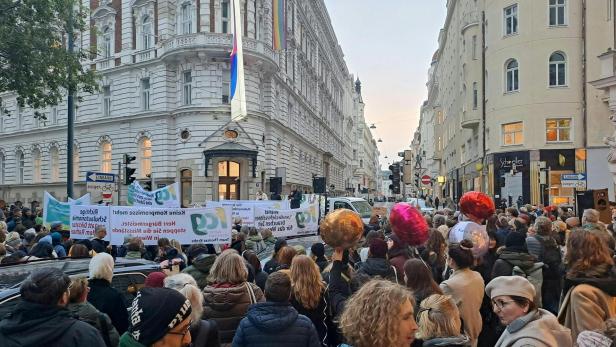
[561,173,586,189]
[86,172,116,183]
[421,175,431,185]
[86,171,117,204]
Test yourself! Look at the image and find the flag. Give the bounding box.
[272,0,286,50]
[230,0,247,121]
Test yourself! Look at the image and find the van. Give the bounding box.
[326,197,373,224]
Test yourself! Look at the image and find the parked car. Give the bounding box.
[405,198,435,214]
[0,257,160,319]
[326,197,373,223]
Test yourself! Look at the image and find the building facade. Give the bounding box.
[0,0,379,205]
[416,0,614,206]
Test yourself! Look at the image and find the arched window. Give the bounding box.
[102,26,112,58]
[139,137,152,178]
[73,145,80,181]
[32,149,41,183]
[549,52,566,87]
[50,146,59,181]
[16,151,24,184]
[181,169,192,207]
[100,141,112,173]
[180,2,193,34]
[142,16,152,50]
[505,59,519,92]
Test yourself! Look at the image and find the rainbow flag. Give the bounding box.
[272,0,286,50]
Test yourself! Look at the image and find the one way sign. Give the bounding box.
[86,172,116,183]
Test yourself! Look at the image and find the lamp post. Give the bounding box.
[66,3,75,199]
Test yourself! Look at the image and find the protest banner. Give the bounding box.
[300,194,326,218]
[253,203,319,238]
[108,206,232,245]
[206,200,290,226]
[43,192,91,230]
[69,205,110,240]
[127,182,181,208]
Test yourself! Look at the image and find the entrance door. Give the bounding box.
[218,161,240,200]
[502,172,523,207]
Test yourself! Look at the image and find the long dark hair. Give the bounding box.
[486,215,498,233]
[424,229,446,261]
[404,259,442,300]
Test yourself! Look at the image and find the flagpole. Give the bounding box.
[230,0,247,121]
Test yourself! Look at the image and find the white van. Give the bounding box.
[326,197,373,224]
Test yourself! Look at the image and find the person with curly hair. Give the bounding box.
[577,318,616,347]
[290,255,328,346]
[415,294,470,346]
[339,279,418,347]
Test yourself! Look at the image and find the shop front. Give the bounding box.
[492,151,531,208]
[540,149,576,206]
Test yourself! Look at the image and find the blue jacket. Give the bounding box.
[232,301,321,347]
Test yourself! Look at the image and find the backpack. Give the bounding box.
[534,236,562,280]
[511,263,544,308]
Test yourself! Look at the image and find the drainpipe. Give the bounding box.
[481,11,487,189]
[582,0,588,149]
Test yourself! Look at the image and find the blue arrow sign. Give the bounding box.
[561,173,586,181]
[86,171,116,183]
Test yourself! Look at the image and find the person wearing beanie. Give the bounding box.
[310,242,328,272]
[144,272,167,288]
[263,238,287,274]
[50,232,67,258]
[88,253,129,334]
[232,271,320,347]
[485,276,572,347]
[28,235,55,259]
[119,287,192,347]
[356,238,397,282]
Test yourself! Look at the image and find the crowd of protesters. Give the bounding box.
[1,196,616,347]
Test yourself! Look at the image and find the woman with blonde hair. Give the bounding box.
[170,238,187,264]
[290,255,328,346]
[558,228,616,340]
[165,273,220,347]
[202,249,264,344]
[416,294,470,346]
[339,279,418,347]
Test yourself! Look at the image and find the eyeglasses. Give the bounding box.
[167,321,192,339]
[491,300,515,310]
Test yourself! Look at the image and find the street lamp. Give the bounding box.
[370,124,376,129]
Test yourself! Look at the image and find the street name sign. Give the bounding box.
[561,173,586,189]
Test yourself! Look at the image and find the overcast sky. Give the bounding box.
[324,1,447,168]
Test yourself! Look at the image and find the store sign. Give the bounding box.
[499,157,524,169]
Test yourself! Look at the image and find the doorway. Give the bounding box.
[218,160,240,200]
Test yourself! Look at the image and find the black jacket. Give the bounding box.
[88,278,129,334]
[356,258,396,282]
[491,250,537,279]
[231,302,321,347]
[291,292,328,346]
[190,319,221,347]
[182,253,216,289]
[0,301,106,347]
[263,257,280,274]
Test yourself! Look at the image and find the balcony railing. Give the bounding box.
[134,48,156,63]
[96,57,114,70]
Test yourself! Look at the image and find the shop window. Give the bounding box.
[549,170,574,205]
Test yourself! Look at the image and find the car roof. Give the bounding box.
[330,197,366,202]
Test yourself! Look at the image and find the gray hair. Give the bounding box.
[534,216,553,236]
[94,225,106,233]
[164,273,203,324]
[582,209,600,224]
[433,214,446,228]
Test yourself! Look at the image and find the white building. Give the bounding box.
[0,0,379,205]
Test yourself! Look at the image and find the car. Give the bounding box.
[327,197,374,223]
[0,257,161,319]
[405,198,435,214]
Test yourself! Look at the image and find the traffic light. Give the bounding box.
[143,174,152,191]
[123,154,136,185]
[388,163,401,194]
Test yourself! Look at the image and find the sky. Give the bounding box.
[323,0,447,168]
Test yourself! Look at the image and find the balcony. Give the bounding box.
[134,48,156,63]
[158,32,278,68]
[461,111,480,129]
[461,11,481,33]
[96,57,114,70]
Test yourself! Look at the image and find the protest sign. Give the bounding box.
[254,203,319,238]
[127,182,181,208]
[43,192,91,230]
[69,205,110,240]
[108,206,232,245]
[300,194,326,218]
[206,200,290,225]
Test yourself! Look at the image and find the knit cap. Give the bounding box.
[505,231,528,253]
[144,272,167,288]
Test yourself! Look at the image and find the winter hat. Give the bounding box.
[127,288,192,345]
[485,276,536,302]
[50,222,63,230]
[23,229,36,243]
[50,232,62,246]
[34,217,43,226]
[505,231,528,253]
[310,243,325,258]
[144,272,167,288]
[89,253,114,282]
[576,331,613,347]
[38,235,52,246]
[369,238,388,259]
[274,238,287,253]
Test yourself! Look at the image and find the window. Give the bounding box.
[103,85,111,116]
[222,69,230,104]
[181,2,193,34]
[139,138,152,178]
[141,16,152,49]
[0,153,4,184]
[549,52,566,87]
[549,0,566,26]
[16,151,24,184]
[502,122,524,145]
[504,4,518,36]
[101,141,112,173]
[506,59,519,92]
[73,145,80,181]
[50,147,59,181]
[50,107,57,125]
[218,161,240,177]
[181,169,192,207]
[102,26,112,58]
[222,0,230,33]
[17,107,23,130]
[473,82,478,109]
[141,78,150,110]
[183,71,192,105]
[472,35,478,60]
[32,149,41,183]
[546,118,571,142]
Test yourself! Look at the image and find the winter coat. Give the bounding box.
[88,278,129,334]
[291,290,328,346]
[558,265,616,340]
[496,309,572,347]
[245,235,266,253]
[491,250,537,279]
[495,227,511,246]
[123,251,142,259]
[54,244,67,258]
[422,335,471,347]
[314,257,329,272]
[231,301,321,347]
[356,257,397,282]
[440,268,485,347]
[254,270,268,292]
[0,301,106,347]
[182,253,217,289]
[203,282,265,343]
[388,246,410,283]
[67,301,120,347]
[190,319,221,347]
[263,257,280,274]
[263,236,277,247]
